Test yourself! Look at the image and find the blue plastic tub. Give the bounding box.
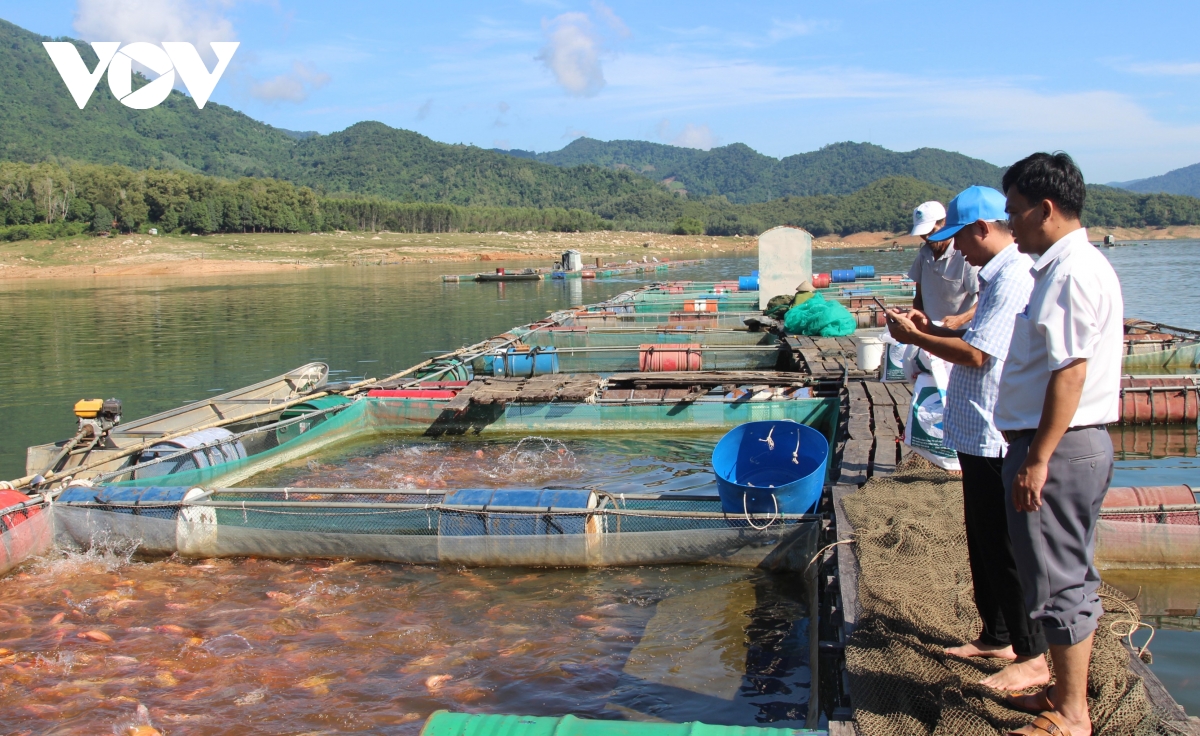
[831,269,856,283]
[853,265,876,279]
[711,421,828,515]
[738,275,759,291]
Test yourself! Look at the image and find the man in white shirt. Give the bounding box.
[884,186,1047,692]
[995,153,1124,736]
[907,201,980,329]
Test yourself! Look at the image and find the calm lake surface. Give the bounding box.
[1,240,1198,727]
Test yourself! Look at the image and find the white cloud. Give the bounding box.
[74,0,236,50]
[672,123,717,150]
[1122,61,1200,76]
[591,1,631,39]
[249,61,331,103]
[767,17,831,42]
[654,119,716,150]
[537,12,606,97]
[563,126,588,139]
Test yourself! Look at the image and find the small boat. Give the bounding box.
[1123,319,1200,372]
[475,269,543,282]
[23,363,330,481]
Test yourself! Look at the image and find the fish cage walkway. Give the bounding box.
[814,343,1197,734]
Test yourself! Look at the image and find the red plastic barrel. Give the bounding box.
[581,271,596,279]
[812,273,831,289]
[1,489,47,576]
[1119,377,1200,424]
[1103,485,1199,525]
[0,489,38,532]
[638,344,703,372]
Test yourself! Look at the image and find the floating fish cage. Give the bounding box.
[51,485,821,570]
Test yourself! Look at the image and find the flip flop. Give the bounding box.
[1006,711,1073,736]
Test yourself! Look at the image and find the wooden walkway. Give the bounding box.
[820,338,1197,734]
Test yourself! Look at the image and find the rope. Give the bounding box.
[1099,589,1156,661]
[743,492,779,530]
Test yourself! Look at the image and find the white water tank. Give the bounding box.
[757,226,813,310]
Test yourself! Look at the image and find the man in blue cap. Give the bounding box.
[885,186,1049,692]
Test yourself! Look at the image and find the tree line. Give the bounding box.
[2,160,1199,243]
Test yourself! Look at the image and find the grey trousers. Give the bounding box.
[1002,427,1113,646]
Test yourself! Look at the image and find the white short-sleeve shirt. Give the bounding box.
[907,241,980,323]
[994,228,1124,431]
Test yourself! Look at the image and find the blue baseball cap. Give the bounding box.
[927,186,1008,242]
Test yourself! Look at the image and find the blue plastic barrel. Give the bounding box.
[439,489,597,536]
[492,347,559,377]
[738,275,759,291]
[711,421,828,514]
[853,265,875,279]
[831,269,856,283]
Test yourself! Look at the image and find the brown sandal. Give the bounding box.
[1006,686,1055,713]
[1006,711,1073,736]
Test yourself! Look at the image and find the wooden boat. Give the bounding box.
[475,269,543,282]
[1123,319,1200,372]
[24,362,329,480]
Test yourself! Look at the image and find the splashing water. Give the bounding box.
[490,436,578,480]
[32,530,142,577]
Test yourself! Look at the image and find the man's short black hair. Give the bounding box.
[1001,152,1086,219]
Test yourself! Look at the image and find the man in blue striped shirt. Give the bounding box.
[885,186,1047,691]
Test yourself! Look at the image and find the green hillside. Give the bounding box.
[0,19,297,176]
[1113,162,1200,198]
[526,138,1004,202]
[0,18,662,209]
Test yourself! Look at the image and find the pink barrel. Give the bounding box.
[638,344,703,372]
[1103,485,1198,525]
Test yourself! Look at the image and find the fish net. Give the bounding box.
[840,464,1179,736]
[783,293,856,337]
[53,502,820,570]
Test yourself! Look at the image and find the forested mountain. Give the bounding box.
[1112,162,1200,198]
[514,138,1006,202]
[2,16,1200,243]
[0,19,662,209]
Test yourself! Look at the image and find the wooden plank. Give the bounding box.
[1125,645,1197,734]
[884,381,913,407]
[832,484,862,636]
[828,722,859,736]
[838,439,872,486]
[443,382,481,412]
[813,337,842,353]
[847,381,868,404]
[847,415,872,441]
[864,381,893,406]
[872,404,899,441]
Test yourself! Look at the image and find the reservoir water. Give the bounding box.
[1,241,1198,729]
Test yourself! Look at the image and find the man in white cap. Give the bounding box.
[908,200,980,329]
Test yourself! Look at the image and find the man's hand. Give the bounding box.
[942,312,971,330]
[1011,458,1049,512]
[885,307,931,344]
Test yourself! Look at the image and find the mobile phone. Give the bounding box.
[872,296,894,321]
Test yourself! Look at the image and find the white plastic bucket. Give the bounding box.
[857,336,885,372]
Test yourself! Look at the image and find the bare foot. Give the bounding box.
[946,639,1018,660]
[981,654,1051,690]
[1006,687,1093,736]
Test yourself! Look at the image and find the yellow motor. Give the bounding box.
[74,399,104,419]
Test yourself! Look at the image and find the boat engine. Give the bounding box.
[74,398,122,438]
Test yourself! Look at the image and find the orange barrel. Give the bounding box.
[581,271,596,279]
[812,273,831,289]
[664,286,684,294]
[639,344,703,371]
[1119,377,1200,424]
[881,274,903,283]
[1102,485,1199,525]
[683,298,719,313]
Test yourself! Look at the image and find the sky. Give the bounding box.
[3,0,1200,183]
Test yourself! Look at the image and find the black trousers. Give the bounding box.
[958,451,1048,657]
